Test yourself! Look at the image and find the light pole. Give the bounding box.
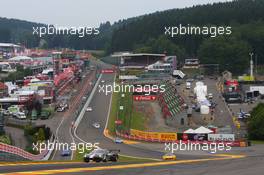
[249,52,254,78]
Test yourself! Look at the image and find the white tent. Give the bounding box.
[30,78,40,83]
[200,105,210,115]
[184,128,195,134]
[194,126,213,134]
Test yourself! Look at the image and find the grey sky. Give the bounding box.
[0,0,232,27]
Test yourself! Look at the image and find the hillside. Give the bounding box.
[0,17,136,50]
[107,0,264,74]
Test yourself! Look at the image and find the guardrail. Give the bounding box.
[0,134,55,161]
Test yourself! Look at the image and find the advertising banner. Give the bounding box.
[208,134,235,142]
[130,129,177,141]
[101,69,114,73]
[133,95,157,101]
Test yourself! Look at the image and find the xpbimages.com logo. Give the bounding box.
[33,25,100,38]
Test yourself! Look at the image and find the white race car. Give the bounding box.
[93,122,100,129]
[86,107,92,112]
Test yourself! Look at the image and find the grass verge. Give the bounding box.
[250,140,264,144]
[108,91,119,134]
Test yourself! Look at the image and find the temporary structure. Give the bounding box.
[184,128,195,134]
[194,126,213,134]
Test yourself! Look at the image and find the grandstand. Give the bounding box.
[157,80,188,127]
[112,53,165,69]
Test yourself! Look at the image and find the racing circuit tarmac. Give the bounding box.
[1,151,264,175]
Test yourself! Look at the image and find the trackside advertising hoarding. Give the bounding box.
[208,134,235,142]
[130,129,177,142]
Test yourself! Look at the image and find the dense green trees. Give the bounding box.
[134,36,186,60]
[108,0,264,74]
[198,36,251,74]
[248,103,264,140]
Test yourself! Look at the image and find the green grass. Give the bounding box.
[119,155,155,163]
[130,111,146,131]
[120,69,144,76]
[74,148,92,161]
[0,135,11,145]
[250,140,264,144]
[108,90,147,133]
[182,68,201,78]
[108,91,119,134]
[118,92,133,131]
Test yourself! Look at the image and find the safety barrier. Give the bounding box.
[0,142,49,161]
[115,131,247,147]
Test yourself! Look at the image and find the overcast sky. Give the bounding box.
[1,0,232,27]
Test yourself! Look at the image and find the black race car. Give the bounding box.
[83,148,119,163]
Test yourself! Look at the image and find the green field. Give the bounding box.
[74,148,92,161]
[108,91,119,134]
[0,135,11,145]
[250,140,264,144]
[108,89,146,134]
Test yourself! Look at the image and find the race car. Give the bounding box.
[92,122,100,129]
[86,107,92,112]
[162,153,176,160]
[114,137,123,144]
[61,149,71,156]
[83,149,119,163]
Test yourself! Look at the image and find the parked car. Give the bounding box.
[13,112,26,120]
[83,149,119,163]
[40,111,50,120]
[3,110,11,116]
[31,110,38,120]
[56,107,65,112]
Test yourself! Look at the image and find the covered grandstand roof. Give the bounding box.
[111,53,165,57]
